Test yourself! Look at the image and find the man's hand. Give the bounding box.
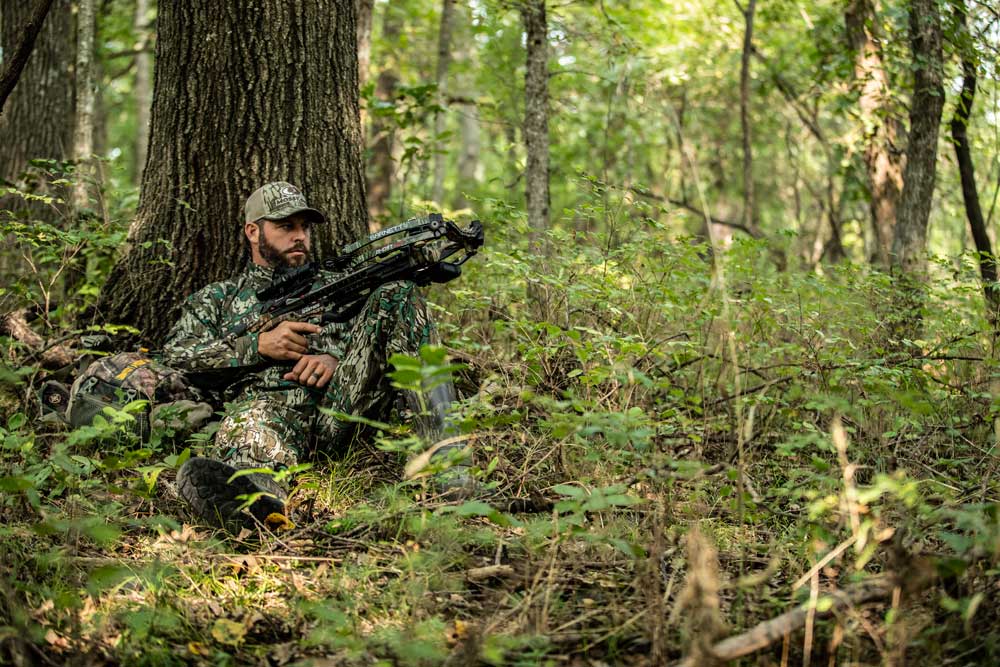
[258,321,322,361]
[283,354,339,388]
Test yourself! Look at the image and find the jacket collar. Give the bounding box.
[243,261,275,291]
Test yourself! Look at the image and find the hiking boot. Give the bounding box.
[176,457,288,531]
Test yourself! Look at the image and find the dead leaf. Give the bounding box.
[188,641,211,656]
[211,618,247,646]
[44,629,69,651]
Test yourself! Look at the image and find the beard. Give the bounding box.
[258,228,310,269]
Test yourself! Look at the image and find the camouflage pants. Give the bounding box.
[214,281,435,470]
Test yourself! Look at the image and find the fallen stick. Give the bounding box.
[670,576,895,667]
[465,564,515,582]
[1,309,73,368]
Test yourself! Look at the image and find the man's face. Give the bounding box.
[247,215,312,269]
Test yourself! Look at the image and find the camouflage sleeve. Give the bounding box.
[161,288,262,370]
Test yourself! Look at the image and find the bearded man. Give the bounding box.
[163,182,471,530]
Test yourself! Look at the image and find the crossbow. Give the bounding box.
[226,214,484,339]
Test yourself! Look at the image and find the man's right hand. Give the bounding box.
[257,321,322,361]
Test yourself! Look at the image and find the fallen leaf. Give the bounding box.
[211,618,247,646]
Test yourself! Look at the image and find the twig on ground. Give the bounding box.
[669,576,896,667]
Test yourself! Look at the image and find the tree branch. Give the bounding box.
[627,185,761,238]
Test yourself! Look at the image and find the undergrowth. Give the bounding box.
[1,183,999,665]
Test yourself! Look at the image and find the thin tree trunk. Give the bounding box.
[738,0,757,235]
[950,0,997,319]
[845,0,905,267]
[456,103,481,210]
[356,0,374,92]
[520,0,549,251]
[891,0,944,277]
[71,0,96,212]
[0,0,54,113]
[134,0,153,182]
[431,0,455,206]
[452,2,479,211]
[97,0,367,345]
[367,2,401,225]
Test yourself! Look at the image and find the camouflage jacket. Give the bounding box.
[162,262,350,404]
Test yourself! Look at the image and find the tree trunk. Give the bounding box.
[456,102,481,210]
[739,0,758,236]
[949,0,997,320]
[356,0,374,94]
[845,0,905,267]
[431,0,455,206]
[134,0,153,182]
[0,0,74,191]
[520,0,549,251]
[96,0,368,346]
[891,0,944,277]
[0,0,55,113]
[71,0,96,212]
[367,2,401,224]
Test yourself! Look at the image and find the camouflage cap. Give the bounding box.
[244,181,327,225]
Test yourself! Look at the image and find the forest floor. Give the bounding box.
[3,226,1000,666]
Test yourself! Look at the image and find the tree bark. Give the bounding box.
[133,0,153,181]
[845,0,905,267]
[96,0,368,346]
[71,0,96,212]
[431,0,455,206]
[520,0,550,251]
[891,0,945,277]
[367,2,402,224]
[0,0,54,114]
[950,0,998,319]
[0,0,74,189]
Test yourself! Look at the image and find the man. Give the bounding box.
[165,181,471,530]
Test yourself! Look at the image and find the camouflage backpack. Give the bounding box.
[66,352,209,439]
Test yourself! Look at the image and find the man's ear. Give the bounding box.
[245,221,260,244]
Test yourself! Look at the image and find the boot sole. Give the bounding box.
[176,457,285,530]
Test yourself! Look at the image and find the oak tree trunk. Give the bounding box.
[0,0,74,194]
[845,0,905,267]
[96,0,368,346]
[0,0,74,289]
[520,0,549,250]
[0,0,55,113]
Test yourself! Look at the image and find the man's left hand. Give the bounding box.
[283,354,339,388]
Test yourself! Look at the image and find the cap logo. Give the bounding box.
[262,183,306,213]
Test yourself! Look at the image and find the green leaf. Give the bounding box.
[87,564,135,595]
[552,483,586,498]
